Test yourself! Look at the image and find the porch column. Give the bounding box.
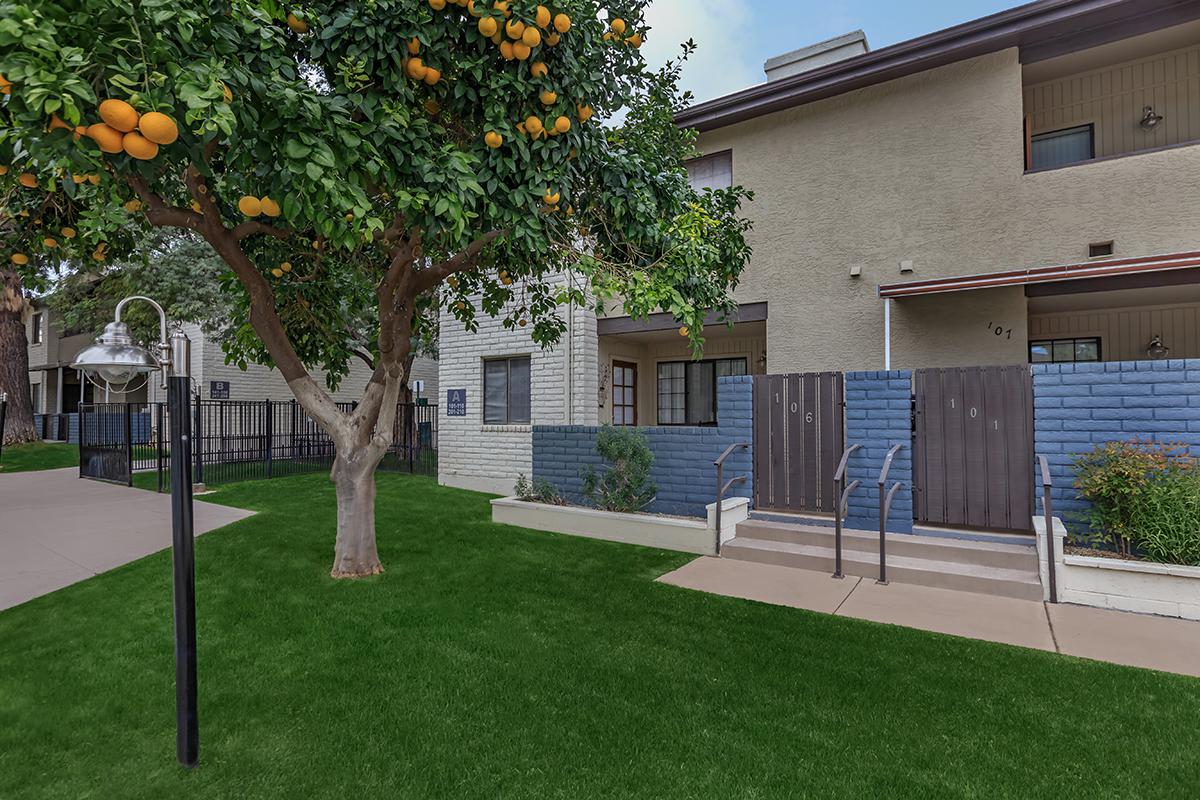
[56,365,63,414]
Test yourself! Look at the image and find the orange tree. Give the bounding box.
[0,1,752,576]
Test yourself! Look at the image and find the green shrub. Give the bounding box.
[513,474,565,505]
[580,425,657,513]
[1073,440,1200,565]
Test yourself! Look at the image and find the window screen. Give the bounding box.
[31,313,42,344]
[1030,125,1094,170]
[685,151,732,191]
[483,356,531,424]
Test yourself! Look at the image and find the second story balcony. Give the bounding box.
[1023,19,1200,172]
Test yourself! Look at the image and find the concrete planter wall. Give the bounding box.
[1035,516,1200,619]
[491,495,750,555]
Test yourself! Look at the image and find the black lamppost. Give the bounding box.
[71,296,199,768]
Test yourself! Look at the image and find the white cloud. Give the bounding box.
[641,0,761,105]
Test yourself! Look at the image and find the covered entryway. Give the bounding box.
[913,366,1033,532]
[752,372,844,514]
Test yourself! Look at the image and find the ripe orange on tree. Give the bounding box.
[484,131,503,148]
[521,27,541,47]
[505,19,525,39]
[138,111,179,144]
[286,13,308,33]
[553,13,571,33]
[260,197,282,217]
[478,17,498,37]
[610,18,626,35]
[540,90,557,105]
[512,42,530,60]
[238,195,263,216]
[99,99,139,132]
[122,132,158,160]
[535,5,551,28]
[87,123,125,153]
[18,172,38,188]
[554,115,571,133]
[530,61,547,78]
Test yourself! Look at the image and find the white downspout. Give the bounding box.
[883,296,892,370]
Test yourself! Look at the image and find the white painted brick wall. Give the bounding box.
[439,274,598,495]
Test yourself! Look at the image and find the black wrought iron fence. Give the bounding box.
[80,400,437,490]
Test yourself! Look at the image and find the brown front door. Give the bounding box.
[612,361,637,425]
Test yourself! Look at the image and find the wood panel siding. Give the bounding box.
[1029,301,1200,360]
[1023,41,1200,158]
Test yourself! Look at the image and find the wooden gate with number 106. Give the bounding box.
[752,373,844,515]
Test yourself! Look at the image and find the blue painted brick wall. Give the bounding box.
[532,376,753,517]
[844,370,913,533]
[1033,359,1200,526]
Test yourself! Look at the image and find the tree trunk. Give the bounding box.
[0,269,37,447]
[330,454,385,577]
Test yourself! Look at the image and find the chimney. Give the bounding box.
[763,30,869,82]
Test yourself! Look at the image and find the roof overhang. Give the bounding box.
[878,251,1200,298]
[597,302,767,336]
[674,0,1200,132]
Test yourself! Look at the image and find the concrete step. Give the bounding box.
[734,519,1038,572]
[720,536,1044,601]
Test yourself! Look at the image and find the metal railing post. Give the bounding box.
[124,402,134,487]
[192,400,203,486]
[0,392,7,462]
[831,443,861,579]
[1038,455,1058,604]
[157,402,165,493]
[876,443,905,585]
[713,442,749,554]
[264,399,273,479]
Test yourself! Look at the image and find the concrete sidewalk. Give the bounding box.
[659,557,1200,678]
[0,468,253,611]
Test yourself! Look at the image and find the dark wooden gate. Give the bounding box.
[913,366,1033,532]
[753,372,844,514]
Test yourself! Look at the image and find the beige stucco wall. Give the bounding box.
[695,46,1200,372]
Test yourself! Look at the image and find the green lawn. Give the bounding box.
[0,440,78,472]
[1,473,1197,798]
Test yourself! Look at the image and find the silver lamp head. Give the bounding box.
[71,320,160,386]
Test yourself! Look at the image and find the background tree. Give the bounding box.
[0,261,39,446]
[0,0,752,577]
[50,229,231,344]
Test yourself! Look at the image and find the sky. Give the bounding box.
[641,0,1020,105]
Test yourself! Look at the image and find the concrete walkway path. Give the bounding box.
[0,468,253,611]
[659,556,1200,678]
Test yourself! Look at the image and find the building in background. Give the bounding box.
[439,0,1200,496]
[26,302,437,440]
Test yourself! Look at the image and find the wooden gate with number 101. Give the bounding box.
[913,366,1033,532]
[752,373,844,515]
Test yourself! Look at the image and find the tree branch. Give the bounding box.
[414,229,506,294]
[123,174,204,231]
[233,220,292,241]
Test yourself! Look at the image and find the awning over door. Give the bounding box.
[878,251,1200,298]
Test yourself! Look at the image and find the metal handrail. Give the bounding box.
[831,443,861,579]
[877,443,905,585]
[1038,454,1058,604]
[713,442,749,554]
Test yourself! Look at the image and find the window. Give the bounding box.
[30,383,41,414]
[30,312,43,344]
[1029,337,1101,364]
[612,361,637,425]
[483,356,531,424]
[657,357,747,425]
[1030,124,1094,170]
[685,150,732,191]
